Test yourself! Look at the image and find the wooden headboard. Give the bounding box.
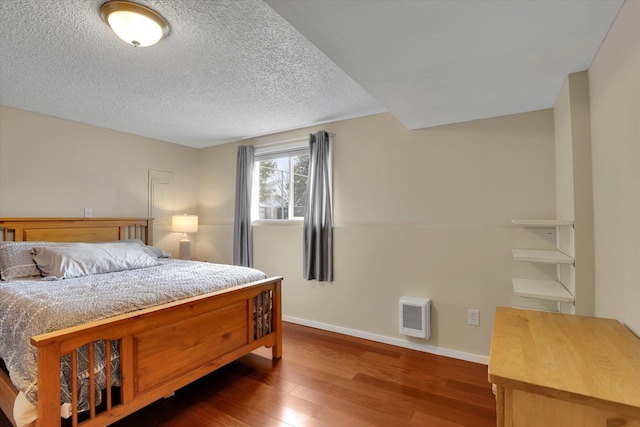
[0,218,153,245]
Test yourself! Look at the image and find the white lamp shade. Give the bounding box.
[172,215,198,233]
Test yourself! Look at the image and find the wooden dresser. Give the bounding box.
[488,307,640,426]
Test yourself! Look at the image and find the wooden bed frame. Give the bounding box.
[0,218,283,427]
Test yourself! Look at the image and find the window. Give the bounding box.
[253,142,309,220]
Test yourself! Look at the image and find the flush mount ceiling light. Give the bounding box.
[100,1,169,47]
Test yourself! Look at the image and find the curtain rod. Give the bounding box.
[254,131,335,148]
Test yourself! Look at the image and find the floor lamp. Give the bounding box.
[172,214,198,260]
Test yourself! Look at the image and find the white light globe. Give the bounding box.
[107,10,163,47]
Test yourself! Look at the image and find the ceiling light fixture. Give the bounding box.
[100,1,169,47]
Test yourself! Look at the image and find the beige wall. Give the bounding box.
[589,0,640,335]
[198,111,556,358]
[0,106,200,255]
[0,101,556,360]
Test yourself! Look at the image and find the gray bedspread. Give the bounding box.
[0,259,266,411]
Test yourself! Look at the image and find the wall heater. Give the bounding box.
[399,297,431,339]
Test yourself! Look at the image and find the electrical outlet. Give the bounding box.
[468,309,480,326]
[84,208,92,218]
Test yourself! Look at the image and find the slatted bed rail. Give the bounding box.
[63,339,120,426]
[30,278,282,427]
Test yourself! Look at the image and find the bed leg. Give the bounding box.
[272,280,282,359]
[36,346,62,427]
[272,343,282,359]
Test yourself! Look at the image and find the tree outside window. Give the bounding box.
[257,154,309,219]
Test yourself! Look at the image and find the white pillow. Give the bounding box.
[32,242,160,280]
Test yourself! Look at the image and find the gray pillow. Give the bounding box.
[112,239,172,258]
[141,245,172,258]
[0,241,63,280]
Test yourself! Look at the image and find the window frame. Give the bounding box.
[252,140,310,223]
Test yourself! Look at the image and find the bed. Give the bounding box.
[0,217,283,427]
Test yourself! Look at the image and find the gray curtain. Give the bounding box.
[233,145,254,267]
[303,131,333,281]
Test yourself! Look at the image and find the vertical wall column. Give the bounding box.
[553,71,595,316]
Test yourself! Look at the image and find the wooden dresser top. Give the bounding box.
[488,307,640,417]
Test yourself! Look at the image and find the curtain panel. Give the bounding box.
[233,145,254,267]
[303,131,333,281]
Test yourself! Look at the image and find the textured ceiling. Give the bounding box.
[0,0,384,148]
[0,0,624,148]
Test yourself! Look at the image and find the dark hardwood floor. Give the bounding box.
[1,322,496,426]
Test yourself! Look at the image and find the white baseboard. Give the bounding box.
[282,315,489,365]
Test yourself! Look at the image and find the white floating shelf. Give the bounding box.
[512,249,574,264]
[512,278,575,303]
[511,219,574,227]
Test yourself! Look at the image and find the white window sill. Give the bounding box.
[252,219,303,227]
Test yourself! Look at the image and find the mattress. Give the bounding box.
[0,259,267,414]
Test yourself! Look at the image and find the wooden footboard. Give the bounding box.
[31,276,282,427]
